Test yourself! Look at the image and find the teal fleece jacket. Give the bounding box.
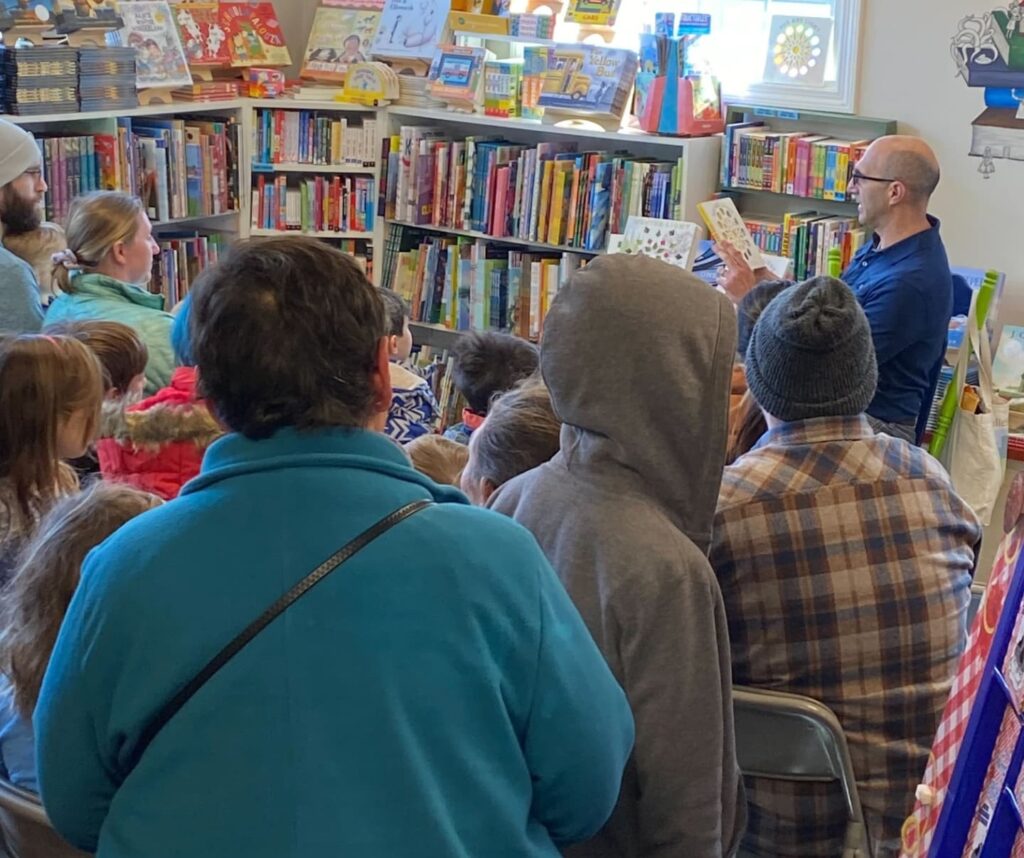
[44,273,174,393]
[0,244,43,333]
[35,428,634,858]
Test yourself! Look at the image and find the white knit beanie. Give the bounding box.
[0,120,41,189]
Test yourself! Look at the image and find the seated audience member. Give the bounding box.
[0,334,103,586]
[95,294,221,500]
[404,435,468,486]
[0,119,47,334]
[490,254,745,857]
[709,276,981,858]
[34,236,634,858]
[444,331,539,445]
[4,221,67,305]
[726,279,791,465]
[44,320,149,480]
[44,191,171,393]
[0,483,159,791]
[378,289,438,443]
[461,379,560,506]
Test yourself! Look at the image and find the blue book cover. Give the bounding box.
[586,160,613,250]
[984,87,1024,109]
[967,56,1024,89]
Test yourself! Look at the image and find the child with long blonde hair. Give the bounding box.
[0,482,160,790]
[0,334,104,585]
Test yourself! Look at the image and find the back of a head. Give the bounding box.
[171,292,195,367]
[452,331,539,415]
[190,236,385,439]
[0,482,160,718]
[468,378,561,490]
[378,288,410,338]
[0,334,103,522]
[745,276,878,423]
[44,320,148,396]
[737,280,791,358]
[406,434,469,486]
[55,191,143,293]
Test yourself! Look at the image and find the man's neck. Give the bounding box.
[875,210,932,251]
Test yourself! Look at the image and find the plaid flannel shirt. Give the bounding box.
[709,416,981,858]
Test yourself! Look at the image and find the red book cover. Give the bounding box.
[220,2,291,68]
[172,3,230,68]
[491,166,509,236]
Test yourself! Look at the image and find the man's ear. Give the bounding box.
[371,337,393,416]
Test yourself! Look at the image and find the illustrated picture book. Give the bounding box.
[119,1,192,88]
[171,2,230,68]
[534,44,637,118]
[301,5,381,82]
[2,0,58,26]
[371,0,451,62]
[619,216,701,271]
[220,1,291,67]
[427,44,485,104]
[697,196,767,269]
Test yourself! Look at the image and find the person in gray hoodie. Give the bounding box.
[488,253,746,858]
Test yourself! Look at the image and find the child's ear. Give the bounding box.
[386,334,398,356]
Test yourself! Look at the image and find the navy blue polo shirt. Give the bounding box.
[842,216,953,429]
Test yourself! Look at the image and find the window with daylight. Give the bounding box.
[576,0,864,114]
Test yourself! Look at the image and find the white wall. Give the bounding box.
[857,0,1024,328]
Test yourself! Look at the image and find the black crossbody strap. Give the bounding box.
[127,499,433,773]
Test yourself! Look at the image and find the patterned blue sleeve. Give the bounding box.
[386,381,439,444]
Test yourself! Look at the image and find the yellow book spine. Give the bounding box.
[548,165,569,245]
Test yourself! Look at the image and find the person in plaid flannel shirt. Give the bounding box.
[709,276,981,858]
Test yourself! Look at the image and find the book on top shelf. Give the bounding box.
[54,0,122,33]
[171,2,230,69]
[371,0,451,62]
[427,44,486,108]
[1,0,57,27]
[119,1,193,89]
[220,2,290,67]
[564,0,620,26]
[531,44,637,119]
[301,6,381,83]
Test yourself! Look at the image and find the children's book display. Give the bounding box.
[253,108,379,167]
[342,60,399,105]
[634,12,724,137]
[427,43,486,110]
[612,215,701,271]
[0,43,78,114]
[119,1,192,90]
[54,0,123,35]
[564,0,618,26]
[529,43,637,121]
[219,1,290,67]
[741,210,866,282]
[371,0,451,63]
[171,2,230,70]
[78,44,137,110]
[898,509,1024,858]
[696,196,766,269]
[483,58,522,117]
[301,5,381,82]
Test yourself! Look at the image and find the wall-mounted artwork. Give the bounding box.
[951,2,1024,178]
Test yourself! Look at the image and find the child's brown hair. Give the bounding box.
[405,435,469,486]
[44,320,149,397]
[3,222,67,299]
[0,482,160,717]
[0,334,104,527]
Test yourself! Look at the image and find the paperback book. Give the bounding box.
[371,0,450,62]
[119,1,192,89]
[220,2,291,67]
[533,44,637,118]
[301,5,381,82]
[427,44,485,107]
[171,2,230,69]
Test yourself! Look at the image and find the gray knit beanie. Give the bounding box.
[0,120,40,190]
[745,276,877,422]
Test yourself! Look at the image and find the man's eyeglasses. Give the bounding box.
[850,170,897,185]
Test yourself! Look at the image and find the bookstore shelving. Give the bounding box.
[719,103,897,280]
[379,105,721,342]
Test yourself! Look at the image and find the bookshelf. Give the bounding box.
[719,103,898,280]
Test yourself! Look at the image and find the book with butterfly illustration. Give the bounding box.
[616,216,701,271]
[696,196,766,270]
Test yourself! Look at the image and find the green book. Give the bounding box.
[993,11,1024,70]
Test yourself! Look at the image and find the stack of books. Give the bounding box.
[0,45,78,116]
[382,126,687,252]
[171,81,241,103]
[78,47,138,113]
[396,75,445,109]
[722,121,873,202]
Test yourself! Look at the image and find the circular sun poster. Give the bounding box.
[764,16,832,86]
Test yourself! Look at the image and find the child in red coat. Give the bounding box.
[96,294,221,499]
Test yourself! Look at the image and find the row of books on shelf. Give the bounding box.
[385,226,587,340]
[252,109,379,169]
[743,211,867,282]
[408,347,462,433]
[722,121,872,202]
[382,126,686,252]
[149,232,227,307]
[250,174,375,234]
[33,115,238,226]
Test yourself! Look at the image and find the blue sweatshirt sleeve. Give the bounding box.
[33,551,121,852]
[0,250,43,333]
[524,556,635,846]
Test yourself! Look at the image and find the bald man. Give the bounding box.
[717,135,954,444]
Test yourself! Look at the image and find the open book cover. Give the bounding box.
[302,6,381,82]
[171,2,230,68]
[120,1,193,89]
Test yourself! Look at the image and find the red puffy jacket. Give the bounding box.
[96,367,222,500]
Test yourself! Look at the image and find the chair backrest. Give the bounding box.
[968,582,986,628]
[0,779,89,858]
[732,685,871,858]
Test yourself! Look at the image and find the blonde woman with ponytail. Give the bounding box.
[43,192,172,393]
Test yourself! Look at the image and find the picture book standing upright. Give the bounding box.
[119,1,193,89]
[371,0,451,63]
[301,5,382,83]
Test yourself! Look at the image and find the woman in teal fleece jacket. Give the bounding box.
[43,192,172,393]
[34,236,634,858]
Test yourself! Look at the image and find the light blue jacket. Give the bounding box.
[35,427,634,858]
[0,244,43,333]
[44,273,174,393]
[0,676,35,792]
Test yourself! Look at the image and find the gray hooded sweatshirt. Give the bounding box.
[489,254,745,858]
